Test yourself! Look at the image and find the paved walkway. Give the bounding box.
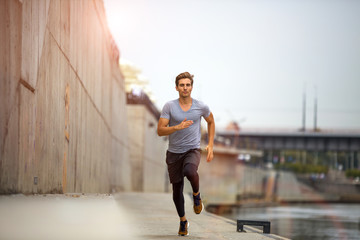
[0,192,289,240]
[0,193,132,240]
[116,192,288,240]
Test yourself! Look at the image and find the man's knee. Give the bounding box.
[183,164,198,178]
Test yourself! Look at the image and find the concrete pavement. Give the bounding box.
[116,192,289,240]
[0,192,289,240]
[0,193,133,240]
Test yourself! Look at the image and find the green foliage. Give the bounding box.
[345,169,360,178]
[275,162,328,174]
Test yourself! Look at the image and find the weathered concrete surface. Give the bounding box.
[187,149,270,205]
[0,0,131,193]
[0,193,289,240]
[188,149,336,205]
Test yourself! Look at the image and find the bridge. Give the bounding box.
[213,130,360,170]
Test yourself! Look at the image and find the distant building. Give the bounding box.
[120,60,169,192]
[213,128,360,171]
[120,59,156,103]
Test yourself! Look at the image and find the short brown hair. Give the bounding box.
[175,72,194,86]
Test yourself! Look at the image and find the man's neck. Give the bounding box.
[179,96,192,105]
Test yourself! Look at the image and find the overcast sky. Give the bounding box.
[104,0,360,130]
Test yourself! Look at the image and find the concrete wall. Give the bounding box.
[127,105,168,192]
[182,148,278,204]
[185,149,333,204]
[197,152,240,204]
[0,0,131,193]
[186,152,268,204]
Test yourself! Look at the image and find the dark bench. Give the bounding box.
[237,220,271,234]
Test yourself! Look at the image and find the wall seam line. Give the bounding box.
[46,27,128,148]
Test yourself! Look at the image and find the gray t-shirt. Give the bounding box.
[160,98,211,153]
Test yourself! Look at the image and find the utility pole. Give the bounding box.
[301,83,306,132]
[314,85,318,132]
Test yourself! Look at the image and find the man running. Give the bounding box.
[157,72,215,236]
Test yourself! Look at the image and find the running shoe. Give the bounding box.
[193,193,203,214]
[178,220,189,236]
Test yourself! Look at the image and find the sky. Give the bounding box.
[104,0,360,130]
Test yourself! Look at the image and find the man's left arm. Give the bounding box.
[204,112,215,162]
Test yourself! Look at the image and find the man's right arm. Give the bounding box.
[157,117,193,136]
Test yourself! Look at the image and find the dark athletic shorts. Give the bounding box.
[166,149,201,184]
